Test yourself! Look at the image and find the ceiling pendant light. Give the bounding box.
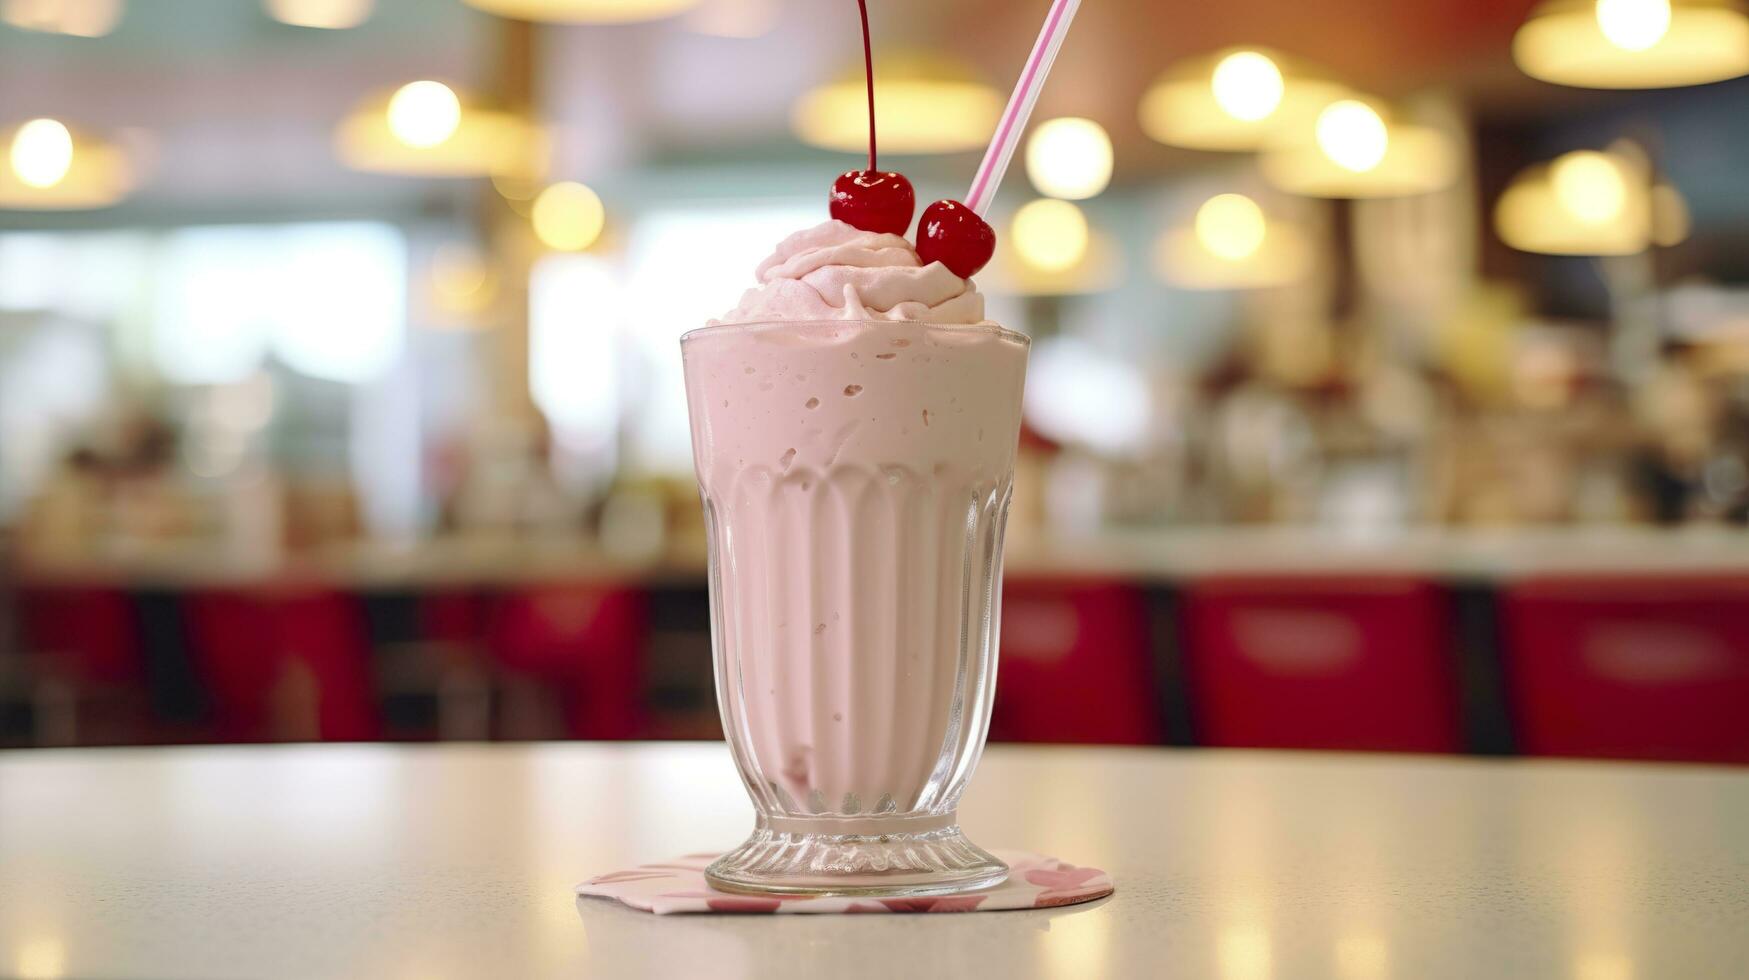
[1155,192,1313,290]
[1260,98,1460,198]
[1494,147,1686,255]
[1513,0,1749,88]
[460,0,700,24]
[1,0,122,37]
[0,117,133,210]
[793,53,1002,155]
[1139,46,1349,151]
[984,198,1122,296]
[263,0,373,30]
[334,80,547,178]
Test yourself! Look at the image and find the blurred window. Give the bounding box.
[0,231,149,324]
[0,222,405,386]
[153,222,405,385]
[530,253,622,443]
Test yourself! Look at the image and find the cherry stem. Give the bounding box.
[856,0,876,172]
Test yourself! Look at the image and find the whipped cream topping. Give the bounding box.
[715,219,986,325]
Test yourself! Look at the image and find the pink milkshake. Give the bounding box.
[683,220,1027,895]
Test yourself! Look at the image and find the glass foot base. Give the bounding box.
[704,816,1008,897]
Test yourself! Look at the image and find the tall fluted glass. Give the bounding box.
[681,318,1029,896]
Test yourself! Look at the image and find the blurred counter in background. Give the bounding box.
[6,525,1748,765]
[13,524,1749,586]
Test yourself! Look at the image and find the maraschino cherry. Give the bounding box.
[831,170,914,236]
[916,200,996,279]
[827,0,915,237]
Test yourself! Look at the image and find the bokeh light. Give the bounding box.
[1211,51,1285,121]
[386,81,461,149]
[1141,47,1349,151]
[1012,198,1090,272]
[1552,150,1628,224]
[462,0,699,24]
[1,0,121,37]
[793,56,1000,155]
[9,119,73,189]
[1025,117,1113,200]
[1513,0,1749,88]
[264,0,373,29]
[1495,149,1652,255]
[1316,100,1389,173]
[1597,0,1672,51]
[1195,193,1268,261]
[532,181,606,251]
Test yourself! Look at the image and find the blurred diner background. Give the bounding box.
[2,0,1747,762]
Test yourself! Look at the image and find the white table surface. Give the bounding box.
[1,742,1745,979]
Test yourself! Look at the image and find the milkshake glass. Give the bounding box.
[683,316,1028,895]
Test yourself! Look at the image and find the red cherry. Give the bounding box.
[915,199,996,279]
[830,170,916,236]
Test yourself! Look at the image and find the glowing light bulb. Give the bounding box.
[1024,117,1113,200]
[1552,151,1628,224]
[1011,198,1089,272]
[10,118,74,189]
[1316,100,1388,173]
[531,181,605,251]
[1596,0,1671,51]
[386,81,461,148]
[1211,51,1285,122]
[1195,194,1268,261]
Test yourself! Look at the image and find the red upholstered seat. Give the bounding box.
[1181,577,1461,752]
[993,580,1162,745]
[1501,577,1749,763]
[484,586,647,739]
[18,586,141,686]
[182,589,378,742]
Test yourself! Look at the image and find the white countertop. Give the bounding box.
[16,525,1749,587]
[1,742,1744,979]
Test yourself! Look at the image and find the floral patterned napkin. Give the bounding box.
[578,850,1112,915]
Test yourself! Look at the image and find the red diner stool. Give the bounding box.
[1181,577,1461,752]
[16,585,146,745]
[420,590,486,651]
[272,590,380,742]
[17,585,142,687]
[181,590,281,742]
[484,585,647,739]
[992,581,1162,744]
[182,589,379,742]
[1500,576,1749,763]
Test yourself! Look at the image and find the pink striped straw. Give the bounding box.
[963,0,1084,217]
